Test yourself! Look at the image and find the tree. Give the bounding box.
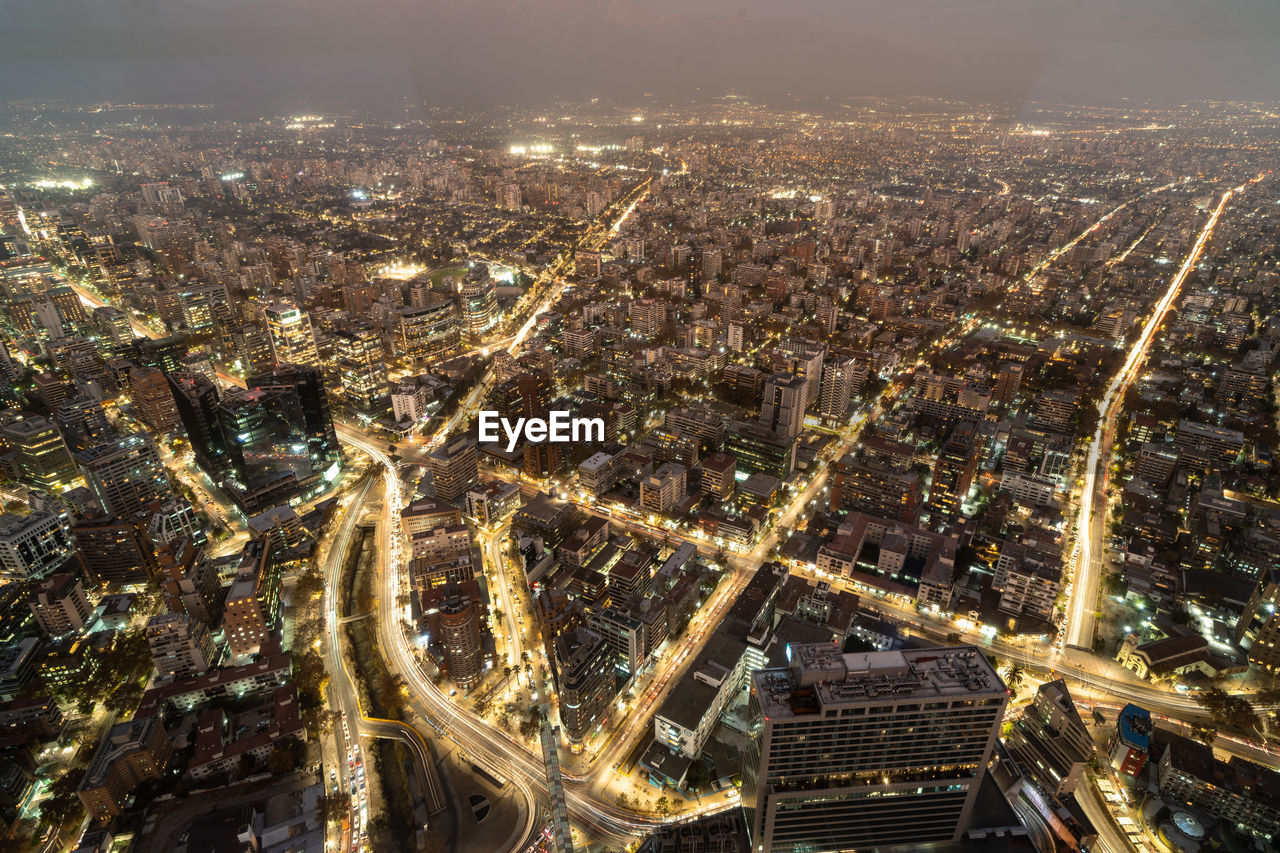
[294,649,329,704]
[316,793,350,825]
[1190,726,1217,747]
[615,793,629,809]
[1002,663,1027,694]
[944,632,963,645]
[655,796,670,816]
[296,569,325,598]
[40,767,85,830]
[267,739,307,774]
[104,681,144,715]
[685,760,711,794]
[1194,688,1258,732]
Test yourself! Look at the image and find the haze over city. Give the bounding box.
[2,0,1280,110]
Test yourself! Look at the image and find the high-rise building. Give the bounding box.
[830,453,923,524]
[222,540,279,661]
[248,365,342,479]
[121,334,188,375]
[216,386,312,513]
[1006,679,1094,798]
[725,421,797,480]
[395,298,462,363]
[78,716,174,819]
[744,645,1007,853]
[459,272,499,340]
[437,583,483,689]
[818,358,857,419]
[129,366,180,432]
[27,572,94,637]
[210,365,340,514]
[0,511,74,581]
[927,420,980,524]
[1156,734,1280,841]
[1109,703,1152,778]
[146,612,217,679]
[553,628,614,752]
[629,299,666,338]
[428,435,479,503]
[263,302,319,368]
[639,462,687,515]
[334,323,389,413]
[93,306,134,348]
[993,363,1023,406]
[73,514,160,584]
[408,525,476,592]
[761,372,807,440]
[168,371,229,477]
[230,324,275,375]
[54,397,113,452]
[76,434,172,519]
[0,416,80,494]
[156,539,226,626]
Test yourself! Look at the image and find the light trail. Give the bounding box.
[1064,178,1254,650]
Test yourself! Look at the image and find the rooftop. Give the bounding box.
[755,645,1006,719]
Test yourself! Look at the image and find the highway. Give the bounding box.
[321,474,377,851]
[1063,179,1251,651]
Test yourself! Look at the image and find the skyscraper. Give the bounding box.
[0,511,75,580]
[395,297,462,363]
[248,365,342,478]
[927,420,981,524]
[27,572,94,636]
[230,324,275,375]
[553,627,615,752]
[0,416,80,494]
[263,302,319,368]
[129,366,180,432]
[437,583,483,689]
[428,434,479,504]
[761,372,807,440]
[216,386,312,513]
[168,371,229,477]
[54,397,113,452]
[459,270,499,340]
[744,645,1007,853]
[72,513,160,584]
[818,357,857,419]
[76,434,173,519]
[334,323,389,413]
[222,539,279,661]
[1006,679,1094,798]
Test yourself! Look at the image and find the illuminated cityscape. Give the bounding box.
[1,5,1280,853]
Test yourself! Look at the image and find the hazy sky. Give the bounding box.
[1,0,1278,113]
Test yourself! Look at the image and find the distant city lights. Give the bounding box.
[28,178,93,191]
[509,144,554,156]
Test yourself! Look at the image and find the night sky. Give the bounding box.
[1,0,1277,112]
